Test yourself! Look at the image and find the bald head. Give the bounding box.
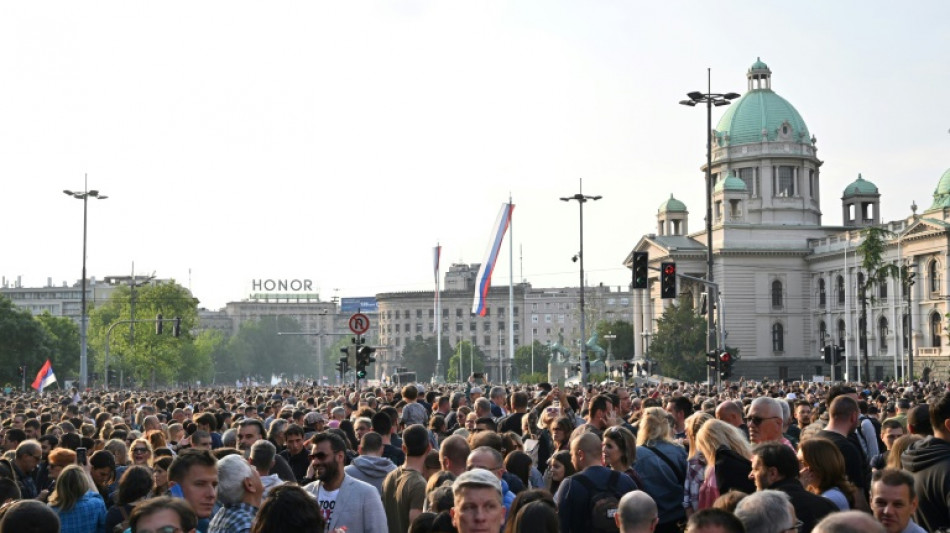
[716,401,744,428]
[571,432,603,470]
[615,490,658,533]
[814,510,885,533]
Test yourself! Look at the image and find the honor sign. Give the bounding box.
[248,279,320,302]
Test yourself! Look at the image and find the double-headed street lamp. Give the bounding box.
[680,69,739,387]
[561,183,601,386]
[64,175,108,390]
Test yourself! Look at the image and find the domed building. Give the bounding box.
[625,59,950,382]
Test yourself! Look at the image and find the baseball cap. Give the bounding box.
[453,468,502,495]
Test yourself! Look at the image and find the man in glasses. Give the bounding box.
[303,432,386,533]
[747,397,793,449]
[0,440,42,499]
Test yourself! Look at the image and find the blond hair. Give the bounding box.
[49,465,96,512]
[696,419,752,462]
[637,407,675,446]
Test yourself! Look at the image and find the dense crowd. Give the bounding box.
[0,376,948,533]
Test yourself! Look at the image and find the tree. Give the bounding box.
[857,226,899,380]
[513,341,551,380]
[224,316,315,382]
[36,312,80,378]
[0,296,54,384]
[593,320,635,361]
[647,297,707,382]
[447,340,485,382]
[401,336,452,382]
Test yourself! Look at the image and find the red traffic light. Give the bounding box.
[719,351,732,363]
[664,264,676,275]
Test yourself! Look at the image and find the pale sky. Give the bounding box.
[3,1,949,310]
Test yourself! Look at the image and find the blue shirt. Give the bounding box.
[53,490,107,533]
[209,502,258,533]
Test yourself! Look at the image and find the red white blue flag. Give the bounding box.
[472,203,514,316]
[31,359,57,392]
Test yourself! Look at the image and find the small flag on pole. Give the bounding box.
[472,203,514,316]
[31,360,57,392]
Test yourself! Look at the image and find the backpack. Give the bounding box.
[573,470,623,533]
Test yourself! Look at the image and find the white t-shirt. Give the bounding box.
[317,485,340,533]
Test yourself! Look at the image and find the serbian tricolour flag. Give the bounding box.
[31,360,57,392]
[472,203,514,316]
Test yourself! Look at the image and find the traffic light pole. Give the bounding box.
[663,269,724,390]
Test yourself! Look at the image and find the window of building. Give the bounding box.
[395,310,401,320]
[498,308,505,317]
[416,309,422,319]
[532,303,538,311]
[456,308,462,318]
[470,323,477,332]
[514,307,519,316]
[484,335,491,345]
[771,280,783,309]
[930,259,940,293]
[818,278,826,306]
[443,309,449,318]
[777,166,794,197]
[838,319,846,347]
[903,313,909,350]
[531,315,538,323]
[456,323,463,332]
[545,315,552,323]
[513,323,520,331]
[738,167,754,194]
[931,312,942,347]
[484,308,490,316]
[879,317,888,351]
[395,324,400,333]
[772,323,784,352]
[819,320,827,346]
[837,276,845,306]
[859,317,867,352]
[483,322,490,331]
[415,324,422,333]
[879,279,888,300]
[558,314,565,323]
[498,321,505,331]
[429,309,434,318]
[620,298,630,306]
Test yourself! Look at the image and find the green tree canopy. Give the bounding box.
[513,341,551,380]
[0,296,55,384]
[647,298,707,382]
[593,320,635,360]
[447,340,485,382]
[36,312,80,378]
[223,315,315,382]
[401,336,452,382]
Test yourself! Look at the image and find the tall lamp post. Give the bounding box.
[561,182,601,386]
[64,175,107,390]
[680,70,739,388]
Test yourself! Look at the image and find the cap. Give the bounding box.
[453,468,502,495]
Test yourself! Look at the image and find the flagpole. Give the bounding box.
[435,243,442,381]
[508,197,515,383]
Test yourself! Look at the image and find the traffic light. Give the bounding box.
[173,317,182,338]
[622,362,632,378]
[660,262,677,299]
[632,252,649,289]
[706,350,719,368]
[719,350,734,379]
[822,346,832,365]
[356,343,376,380]
[156,313,164,334]
[833,345,845,365]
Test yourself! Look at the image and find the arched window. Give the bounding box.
[837,319,846,348]
[879,316,889,351]
[772,323,785,352]
[837,276,845,306]
[930,260,940,293]
[859,317,867,353]
[818,278,826,307]
[819,320,827,347]
[879,278,888,299]
[931,312,942,348]
[772,280,783,309]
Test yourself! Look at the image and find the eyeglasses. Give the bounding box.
[784,519,803,532]
[748,416,781,426]
[132,448,150,454]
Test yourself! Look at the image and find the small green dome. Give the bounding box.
[715,171,748,193]
[750,57,769,70]
[659,194,687,213]
[935,168,950,195]
[843,173,879,196]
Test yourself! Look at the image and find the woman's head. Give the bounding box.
[603,426,637,470]
[152,456,173,490]
[117,465,154,506]
[505,490,556,533]
[885,434,923,471]
[503,451,532,488]
[637,407,673,446]
[130,438,153,465]
[551,416,574,445]
[696,419,751,462]
[250,484,326,533]
[547,450,575,482]
[511,500,558,533]
[685,411,713,456]
[798,437,847,492]
[50,465,95,512]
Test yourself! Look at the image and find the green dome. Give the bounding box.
[659,194,687,213]
[715,171,748,193]
[715,61,810,146]
[843,174,879,196]
[750,57,769,70]
[935,168,950,195]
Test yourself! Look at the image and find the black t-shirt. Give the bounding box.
[817,429,869,493]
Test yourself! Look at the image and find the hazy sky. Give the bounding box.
[3,1,949,310]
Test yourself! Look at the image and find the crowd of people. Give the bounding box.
[0,376,947,533]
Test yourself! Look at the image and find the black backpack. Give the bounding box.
[573,470,623,533]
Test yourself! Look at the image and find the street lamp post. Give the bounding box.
[680,70,739,389]
[561,181,602,386]
[64,175,108,390]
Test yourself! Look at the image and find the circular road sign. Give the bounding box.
[348,313,370,335]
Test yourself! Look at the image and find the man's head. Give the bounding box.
[749,442,799,490]
[930,392,950,440]
[489,387,506,408]
[880,419,905,450]
[168,449,219,519]
[907,404,932,436]
[747,397,784,444]
[666,397,693,429]
[828,395,860,435]
[13,440,42,475]
[358,431,384,456]
[466,446,505,481]
[237,418,265,454]
[795,401,813,427]
[473,397,492,419]
[615,490,658,533]
[588,395,614,429]
[570,432,603,471]
[0,500,60,533]
[715,401,744,429]
[440,435,471,477]
[310,432,346,485]
[451,468,505,533]
[814,510,885,533]
[734,489,795,533]
[128,496,197,533]
[249,439,277,477]
[686,509,745,533]
[354,417,373,441]
[3,428,25,452]
[217,454,263,507]
[284,424,305,456]
[871,468,918,533]
[190,430,213,450]
[403,424,431,458]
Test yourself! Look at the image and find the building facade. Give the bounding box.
[626,59,950,381]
